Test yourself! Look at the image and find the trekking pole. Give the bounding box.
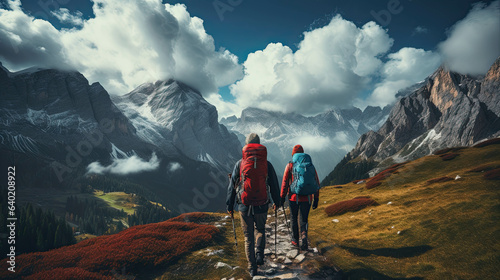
[231,214,237,247]
[282,204,293,242]
[228,174,238,249]
[274,207,277,255]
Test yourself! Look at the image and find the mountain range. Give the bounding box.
[323,57,500,185]
[221,105,391,180]
[2,56,499,213]
[0,62,239,213]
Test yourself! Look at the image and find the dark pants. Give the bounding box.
[289,201,311,243]
[240,211,267,269]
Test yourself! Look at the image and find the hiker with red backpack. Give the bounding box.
[226,133,281,277]
[280,144,320,251]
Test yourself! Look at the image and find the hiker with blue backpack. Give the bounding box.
[226,133,281,277]
[280,144,320,251]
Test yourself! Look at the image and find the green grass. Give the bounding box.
[309,144,500,280]
[93,191,140,215]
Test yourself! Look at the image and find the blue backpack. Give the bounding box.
[290,153,320,196]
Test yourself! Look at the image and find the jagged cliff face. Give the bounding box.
[0,64,142,160]
[349,58,500,169]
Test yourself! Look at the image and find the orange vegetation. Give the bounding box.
[0,213,219,279]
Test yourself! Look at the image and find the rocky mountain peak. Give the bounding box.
[339,58,500,178]
[428,67,463,113]
[485,56,500,82]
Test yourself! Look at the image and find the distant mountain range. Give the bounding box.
[221,105,391,180]
[323,57,500,185]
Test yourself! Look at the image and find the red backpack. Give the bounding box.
[238,143,268,206]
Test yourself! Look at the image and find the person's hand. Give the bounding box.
[273,204,277,211]
[312,200,318,210]
[228,210,234,218]
[280,196,286,207]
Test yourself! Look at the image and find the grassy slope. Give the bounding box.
[309,143,500,280]
[93,190,140,215]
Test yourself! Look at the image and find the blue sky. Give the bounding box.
[1,0,499,117]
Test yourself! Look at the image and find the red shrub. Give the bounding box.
[324,197,379,216]
[434,148,453,155]
[440,153,459,161]
[365,162,408,190]
[484,168,500,180]
[167,212,210,223]
[433,147,465,155]
[366,181,382,189]
[473,138,500,148]
[426,177,453,185]
[467,165,496,173]
[0,217,219,279]
[26,267,109,280]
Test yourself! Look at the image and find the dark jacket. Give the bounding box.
[226,159,281,214]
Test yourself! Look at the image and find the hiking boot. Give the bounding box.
[301,238,308,251]
[256,253,264,265]
[249,267,258,277]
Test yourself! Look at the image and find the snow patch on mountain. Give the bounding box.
[0,132,40,156]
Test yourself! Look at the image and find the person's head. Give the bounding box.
[292,144,304,155]
[245,133,260,145]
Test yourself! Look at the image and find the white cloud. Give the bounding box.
[292,134,332,152]
[228,15,394,116]
[439,1,500,75]
[366,47,442,107]
[0,1,67,70]
[168,162,183,172]
[413,26,428,35]
[0,0,243,96]
[51,8,84,27]
[87,153,160,175]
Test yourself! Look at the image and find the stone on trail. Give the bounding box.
[214,262,232,269]
[264,248,272,255]
[252,276,268,280]
[284,257,293,265]
[265,268,276,275]
[295,254,306,263]
[279,274,299,280]
[286,249,299,259]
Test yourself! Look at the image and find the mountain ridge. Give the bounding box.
[0,63,239,212]
[324,57,500,185]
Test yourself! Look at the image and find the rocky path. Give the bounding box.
[222,208,341,280]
